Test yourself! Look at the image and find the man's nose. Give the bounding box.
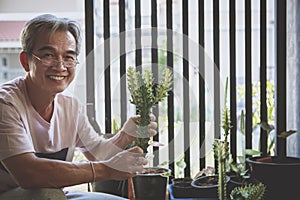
[52,60,67,70]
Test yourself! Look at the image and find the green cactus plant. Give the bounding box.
[230,182,266,200]
[216,77,266,200]
[127,66,172,152]
[212,77,232,200]
[214,140,229,200]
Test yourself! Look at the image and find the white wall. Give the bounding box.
[0,0,83,13]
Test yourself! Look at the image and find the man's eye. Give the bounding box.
[64,56,76,61]
[42,54,55,59]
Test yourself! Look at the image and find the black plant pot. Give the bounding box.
[92,180,128,198]
[191,175,230,198]
[246,156,300,200]
[171,177,196,198]
[227,174,260,196]
[132,167,171,200]
[228,174,259,187]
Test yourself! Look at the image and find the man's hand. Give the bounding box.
[121,114,158,141]
[99,146,147,180]
[106,114,157,153]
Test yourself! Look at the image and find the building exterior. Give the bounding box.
[0,0,84,83]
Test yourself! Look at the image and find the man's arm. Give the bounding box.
[2,152,95,189]
[81,115,157,161]
[2,146,146,189]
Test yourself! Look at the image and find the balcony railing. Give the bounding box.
[84,0,289,178]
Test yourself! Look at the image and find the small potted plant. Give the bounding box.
[228,110,261,188]
[191,77,266,200]
[246,122,300,199]
[230,182,266,200]
[126,66,172,200]
[191,78,232,199]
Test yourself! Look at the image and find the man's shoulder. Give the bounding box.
[0,77,25,104]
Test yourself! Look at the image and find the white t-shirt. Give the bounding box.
[0,77,121,192]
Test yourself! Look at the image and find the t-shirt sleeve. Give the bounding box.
[0,101,34,161]
[75,104,123,161]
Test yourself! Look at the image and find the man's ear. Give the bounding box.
[20,51,30,72]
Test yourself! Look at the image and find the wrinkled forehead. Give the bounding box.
[33,30,77,53]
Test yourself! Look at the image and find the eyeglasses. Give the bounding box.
[31,53,79,68]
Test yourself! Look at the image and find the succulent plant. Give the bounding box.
[214,139,229,200]
[230,182,266,200]
[127,66,172,152]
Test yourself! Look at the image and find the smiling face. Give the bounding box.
[23,30,77,96]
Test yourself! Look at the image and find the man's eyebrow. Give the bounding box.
[37,46,56,52]
[37,46,77,55]
[65,50,78,55]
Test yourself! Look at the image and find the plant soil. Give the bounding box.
[193,176,218,187]
[140,168,167,174]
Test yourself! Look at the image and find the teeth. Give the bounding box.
[49,76,64,80]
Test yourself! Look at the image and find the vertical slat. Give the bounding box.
[229,0,237,161]
[182,0,190,177]
[151,0,159,166]
[296,1,300,158]
[198,0,206,171]
[213,0,220,141]
[104,0,111,133]
[167,0,175,174]
[85,0,101,133]
[119,0,127,125]
[260,0,268,156]
[275,0,287,157]
[135,0,142,70]
[245,0,252,150]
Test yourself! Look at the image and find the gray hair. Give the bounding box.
[21,14,82,54]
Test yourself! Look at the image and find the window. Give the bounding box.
[2,57,7,67]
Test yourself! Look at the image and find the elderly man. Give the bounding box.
[0,14,157,200]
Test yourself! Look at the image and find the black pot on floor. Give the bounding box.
[132,167,171,200]
[171,177,198,198]
[246,156,300,200]
[191,174,230,198]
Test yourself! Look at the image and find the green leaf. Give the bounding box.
[258,122,274,132]
[230,163,239,173]
[277,130,297,138]
[176,157,187,169]
[161,172,171,177]
[245,149,261,156]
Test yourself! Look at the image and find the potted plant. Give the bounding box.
[230,182,266,200]
[227,110,261,188]
[191,78,232,199]
[246,122,300,199]
[228,149,260,188]
[171,177,194,198]
[190,140,265,200]
[191,140,252,200]
[191,77,265,200]
[210,97,265,200]
[189,166,223,198]
[126,66,172,200]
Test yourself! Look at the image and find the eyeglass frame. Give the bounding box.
[31,53,79,68]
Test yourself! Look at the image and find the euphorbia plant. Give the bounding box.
[127,66,172,153]
[216,77,266,200]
